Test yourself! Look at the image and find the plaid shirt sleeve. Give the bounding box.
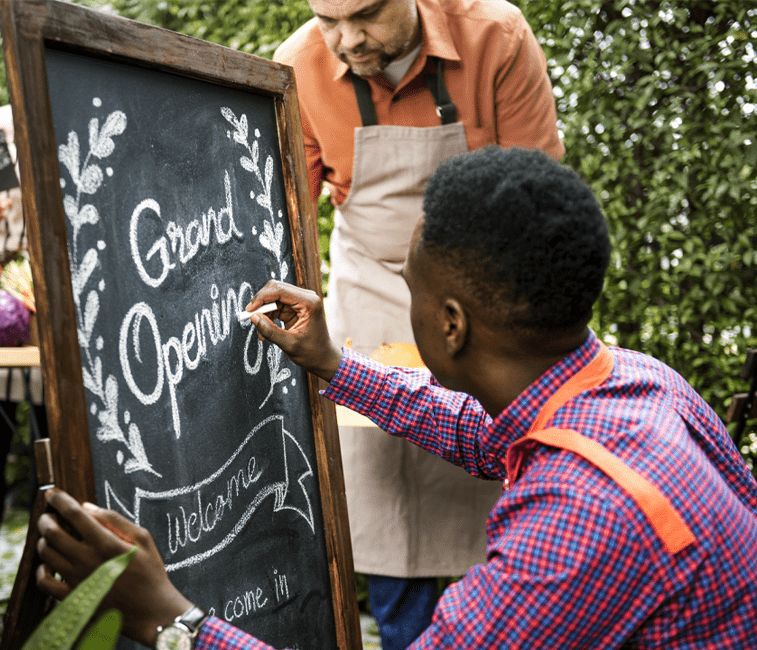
[196,616,275,649]
[322,348,501,479]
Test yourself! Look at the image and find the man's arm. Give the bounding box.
[322,349,497,479]
[248,282,498,479]
[494,11,565,160]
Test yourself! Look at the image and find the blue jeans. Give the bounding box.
[367,575,439,650]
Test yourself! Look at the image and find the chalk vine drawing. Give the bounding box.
[58,99,159,476]
[222,107,291,409]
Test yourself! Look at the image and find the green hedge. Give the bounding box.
[519,0,757,469]
[75,0,313,58]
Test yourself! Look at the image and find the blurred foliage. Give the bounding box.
[75,0,313,59]
[4,401,32,509]
[517,0,757,470]
[355,572,370,613]
[317,191,335,293]
[0,62,7,107]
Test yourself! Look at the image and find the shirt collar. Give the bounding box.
[417,0,460,62]
[332,0,461,81]
[483,330,604,450]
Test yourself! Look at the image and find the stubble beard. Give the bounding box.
[339,32,413,78]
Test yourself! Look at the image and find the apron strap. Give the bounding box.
[350,57,458,127]
[518,428,696,555]
[423,57,458,124]
[505,342,695,554]
[351,73,379,127]
[527,342,614,435]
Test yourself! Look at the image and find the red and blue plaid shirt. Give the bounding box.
[196,331,757,649]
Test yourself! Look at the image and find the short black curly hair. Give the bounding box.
[421,146,611,332]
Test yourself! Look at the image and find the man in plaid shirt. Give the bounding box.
[38,147,757,648]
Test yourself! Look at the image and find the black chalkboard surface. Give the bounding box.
[0,2,359,649]
[46,46,335,649]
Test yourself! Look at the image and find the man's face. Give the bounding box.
[309,0,420,77]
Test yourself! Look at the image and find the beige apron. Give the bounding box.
[329,67,503,577]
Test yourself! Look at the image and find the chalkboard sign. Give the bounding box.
[0,2,359,649]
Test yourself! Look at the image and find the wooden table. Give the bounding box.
[0,345,40,368]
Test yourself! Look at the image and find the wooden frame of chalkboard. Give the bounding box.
[0,1,361,649]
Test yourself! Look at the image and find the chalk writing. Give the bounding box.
[129,171,243,289]
[58,100,299,472]
[205,567,292,624]
[103,415,316,571]
[273,568,290,602]
[165,454,262,554]
[224,585,269,623]
[118,280,258,439]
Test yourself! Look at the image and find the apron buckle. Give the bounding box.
[435,103,458,124]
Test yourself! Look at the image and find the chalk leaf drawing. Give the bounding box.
[261,345,291,409]
[59,103,159,476]
[222,107,291,406]
[89,112,126,158]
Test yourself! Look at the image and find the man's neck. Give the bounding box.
[463,327,591,417]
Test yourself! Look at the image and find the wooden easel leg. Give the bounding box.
[0,487,51,650]
[0,439,55,650]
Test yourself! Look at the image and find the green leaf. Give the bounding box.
[75,610,123,650]
[22,547,136,650]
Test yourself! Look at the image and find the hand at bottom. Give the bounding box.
[36,488,194,648]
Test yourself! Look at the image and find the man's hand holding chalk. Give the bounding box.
[243,281,343,382]
[236,302,278,321]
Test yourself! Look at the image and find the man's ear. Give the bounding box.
[442,298,468,356]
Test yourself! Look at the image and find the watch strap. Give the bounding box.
[176,605,208,636]
[157,605,209,642]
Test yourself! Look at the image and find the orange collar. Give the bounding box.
[505,341,613,487]
[527,341,614,435]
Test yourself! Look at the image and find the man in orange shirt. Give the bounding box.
[273,2,563,646]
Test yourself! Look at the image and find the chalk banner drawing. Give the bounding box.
[45,48,337,650]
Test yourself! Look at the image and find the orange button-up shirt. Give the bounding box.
[274,0,565,209]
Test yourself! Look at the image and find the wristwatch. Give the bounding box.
[155,605,209,650]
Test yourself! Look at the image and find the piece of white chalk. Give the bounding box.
[237,303,278,320]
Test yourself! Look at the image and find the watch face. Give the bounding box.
[156,626,192,650]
